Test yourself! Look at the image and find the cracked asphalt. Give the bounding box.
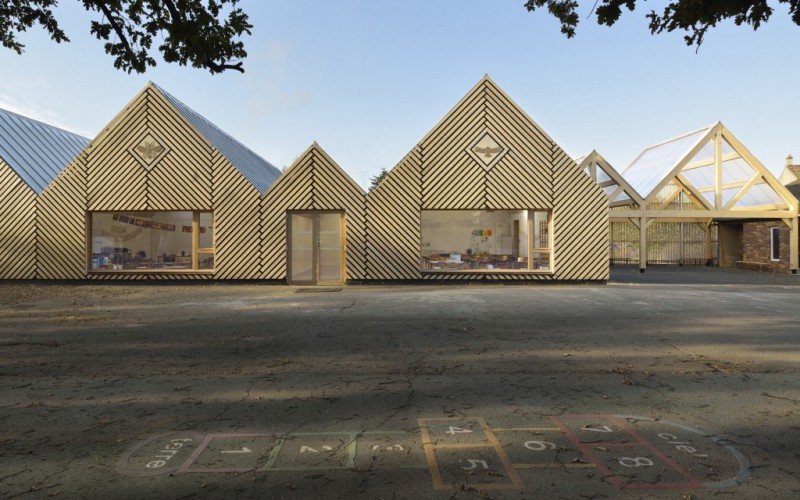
[1,267,799,499]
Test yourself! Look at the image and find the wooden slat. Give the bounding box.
[366,150,423,279]
[0,161,37,279]
[552,148,609,281]
[146,88,213,210]
[36,156,88,279]
[213,151,262,279]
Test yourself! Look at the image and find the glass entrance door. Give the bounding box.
[288,211,344,285]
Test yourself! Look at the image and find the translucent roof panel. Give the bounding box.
[685,139,715,166]
[596,167,612,183]
[701,191,716,207]
[722,157,755,185]
[722,187,740,207]
[721,138,736,156]
[734,182,784,208]
[621,127,711,198]
[680,164,715,190]
[0,108,89,193]
[602,185,618,197]
[612,191,631,203]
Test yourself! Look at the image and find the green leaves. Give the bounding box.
[1,0,251,74]
[81,0,252,74]
[524,0,800,48]
[0,0,69,54]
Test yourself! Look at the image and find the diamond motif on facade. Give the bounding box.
[468,132,507,170]
[130,132,169,169]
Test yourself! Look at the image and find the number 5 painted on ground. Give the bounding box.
[461,459,488,470]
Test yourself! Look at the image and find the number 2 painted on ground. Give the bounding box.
[446,426,473,435]
[583,425,614,432]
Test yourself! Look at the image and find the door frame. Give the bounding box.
[286,210,346,285]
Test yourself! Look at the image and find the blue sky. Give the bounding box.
[1,1,798,189]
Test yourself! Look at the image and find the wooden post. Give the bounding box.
[639,216,647,273]
[714,131,723,210]
[791,216,798,274]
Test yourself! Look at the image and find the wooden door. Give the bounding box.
[287,211,345,285]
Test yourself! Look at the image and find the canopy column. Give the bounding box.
[639,216,647,273]
[704,222,714,266]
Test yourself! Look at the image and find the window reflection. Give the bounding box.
[420,210,551,271]
[89,211,213,271]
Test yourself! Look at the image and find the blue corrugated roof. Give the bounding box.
[0,108,90,194]
[152,83,280,193]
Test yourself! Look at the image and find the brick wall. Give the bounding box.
[742,221,790,272]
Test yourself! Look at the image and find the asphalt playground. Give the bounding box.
[1,267,798,498]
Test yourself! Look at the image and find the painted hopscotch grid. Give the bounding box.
[262,432,357,472]
[356,430,429,470]
[490,425,598,470]
[418,416,523,491]
[549,414,705,490]
[179,433,276,473]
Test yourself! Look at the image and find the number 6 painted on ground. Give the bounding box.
[524,440,556,451]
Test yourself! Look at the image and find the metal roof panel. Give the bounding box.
[152,84,280,193]
[0,109,89,193]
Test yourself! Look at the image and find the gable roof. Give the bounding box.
[620,124,715,199]
[0,108,89,193]
[151,83,280,193]
[620,122,796,211]
[577,150,644,207]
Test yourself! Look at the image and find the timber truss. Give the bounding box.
[577,122,799,272]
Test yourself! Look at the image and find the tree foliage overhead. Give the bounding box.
[0,0,252,74]
[523,0,800,47]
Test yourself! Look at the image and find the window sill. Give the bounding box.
[421,269,553,274]
[87,270,214,274]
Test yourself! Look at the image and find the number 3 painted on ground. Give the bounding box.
[618,457,654,467]
[524,440,556,451]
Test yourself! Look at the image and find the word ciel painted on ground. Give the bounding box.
[117,415,749,492]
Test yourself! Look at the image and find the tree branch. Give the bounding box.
[205,59,244,73]
[92,0,138,68]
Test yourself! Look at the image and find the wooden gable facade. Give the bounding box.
[35,83,269,280]
[365,76,609,281]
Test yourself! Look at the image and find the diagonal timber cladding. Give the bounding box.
[2,77,610,282]
[0,160,37,279]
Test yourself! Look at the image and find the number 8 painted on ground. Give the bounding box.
[618,457,654,467]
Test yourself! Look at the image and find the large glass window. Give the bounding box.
[420,210,551,271]
[89,211,214,271]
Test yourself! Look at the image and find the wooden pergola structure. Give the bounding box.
[579,122,799,273]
